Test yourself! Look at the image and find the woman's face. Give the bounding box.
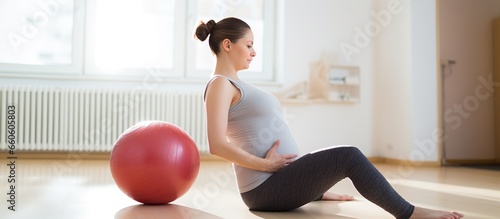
[229,30,256,71]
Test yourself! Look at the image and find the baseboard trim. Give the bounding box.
[368,157,441,167]
[367,157,386,163]
[444,159,500,165]
[200,153,226,161]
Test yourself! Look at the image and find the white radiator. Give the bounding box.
[0,86,208,153]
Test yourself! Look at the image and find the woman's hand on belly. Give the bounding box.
[264,140,298,172]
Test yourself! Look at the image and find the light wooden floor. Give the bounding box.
[0,158,499,219]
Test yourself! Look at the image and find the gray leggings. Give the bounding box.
[240,146,414,219]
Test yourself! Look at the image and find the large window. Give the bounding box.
[0,0,83,74]
[0,0,276,82]
[90,0,175,72]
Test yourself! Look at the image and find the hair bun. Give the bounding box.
[195,20,216,42]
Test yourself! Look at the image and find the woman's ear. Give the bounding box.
[222,39,231,52]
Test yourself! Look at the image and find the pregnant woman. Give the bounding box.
[196,17,464,219]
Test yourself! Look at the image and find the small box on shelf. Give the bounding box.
[325,65,360,103]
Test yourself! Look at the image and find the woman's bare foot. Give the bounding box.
[410,206,464,219]
[321,192,355,201]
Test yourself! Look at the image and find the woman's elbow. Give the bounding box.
[208,146,218,156]
[208,143,223,157]
[207,137,229,158]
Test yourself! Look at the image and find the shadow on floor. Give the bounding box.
[249,201,359,219]
[115,204,223,219]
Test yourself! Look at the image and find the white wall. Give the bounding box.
[278,0,375,156]
[372,0,413,159]
[282,0,444,162]
[372,0,442,162]
[410,0,440,162]
[439,0,500,160]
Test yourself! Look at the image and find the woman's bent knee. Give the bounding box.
[310,145,360,154]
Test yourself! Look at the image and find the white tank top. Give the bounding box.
[205,76,300,193]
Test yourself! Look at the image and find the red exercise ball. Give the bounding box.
[110,121,200,205]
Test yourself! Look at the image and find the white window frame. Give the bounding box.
[0,0,85,75]
[0,0,277,83]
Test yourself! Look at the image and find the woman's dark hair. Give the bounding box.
[194,17,251,55]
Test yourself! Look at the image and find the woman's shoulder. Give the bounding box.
[207,75,235,88]
[204,76,241,100]
[210,75,242,84]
